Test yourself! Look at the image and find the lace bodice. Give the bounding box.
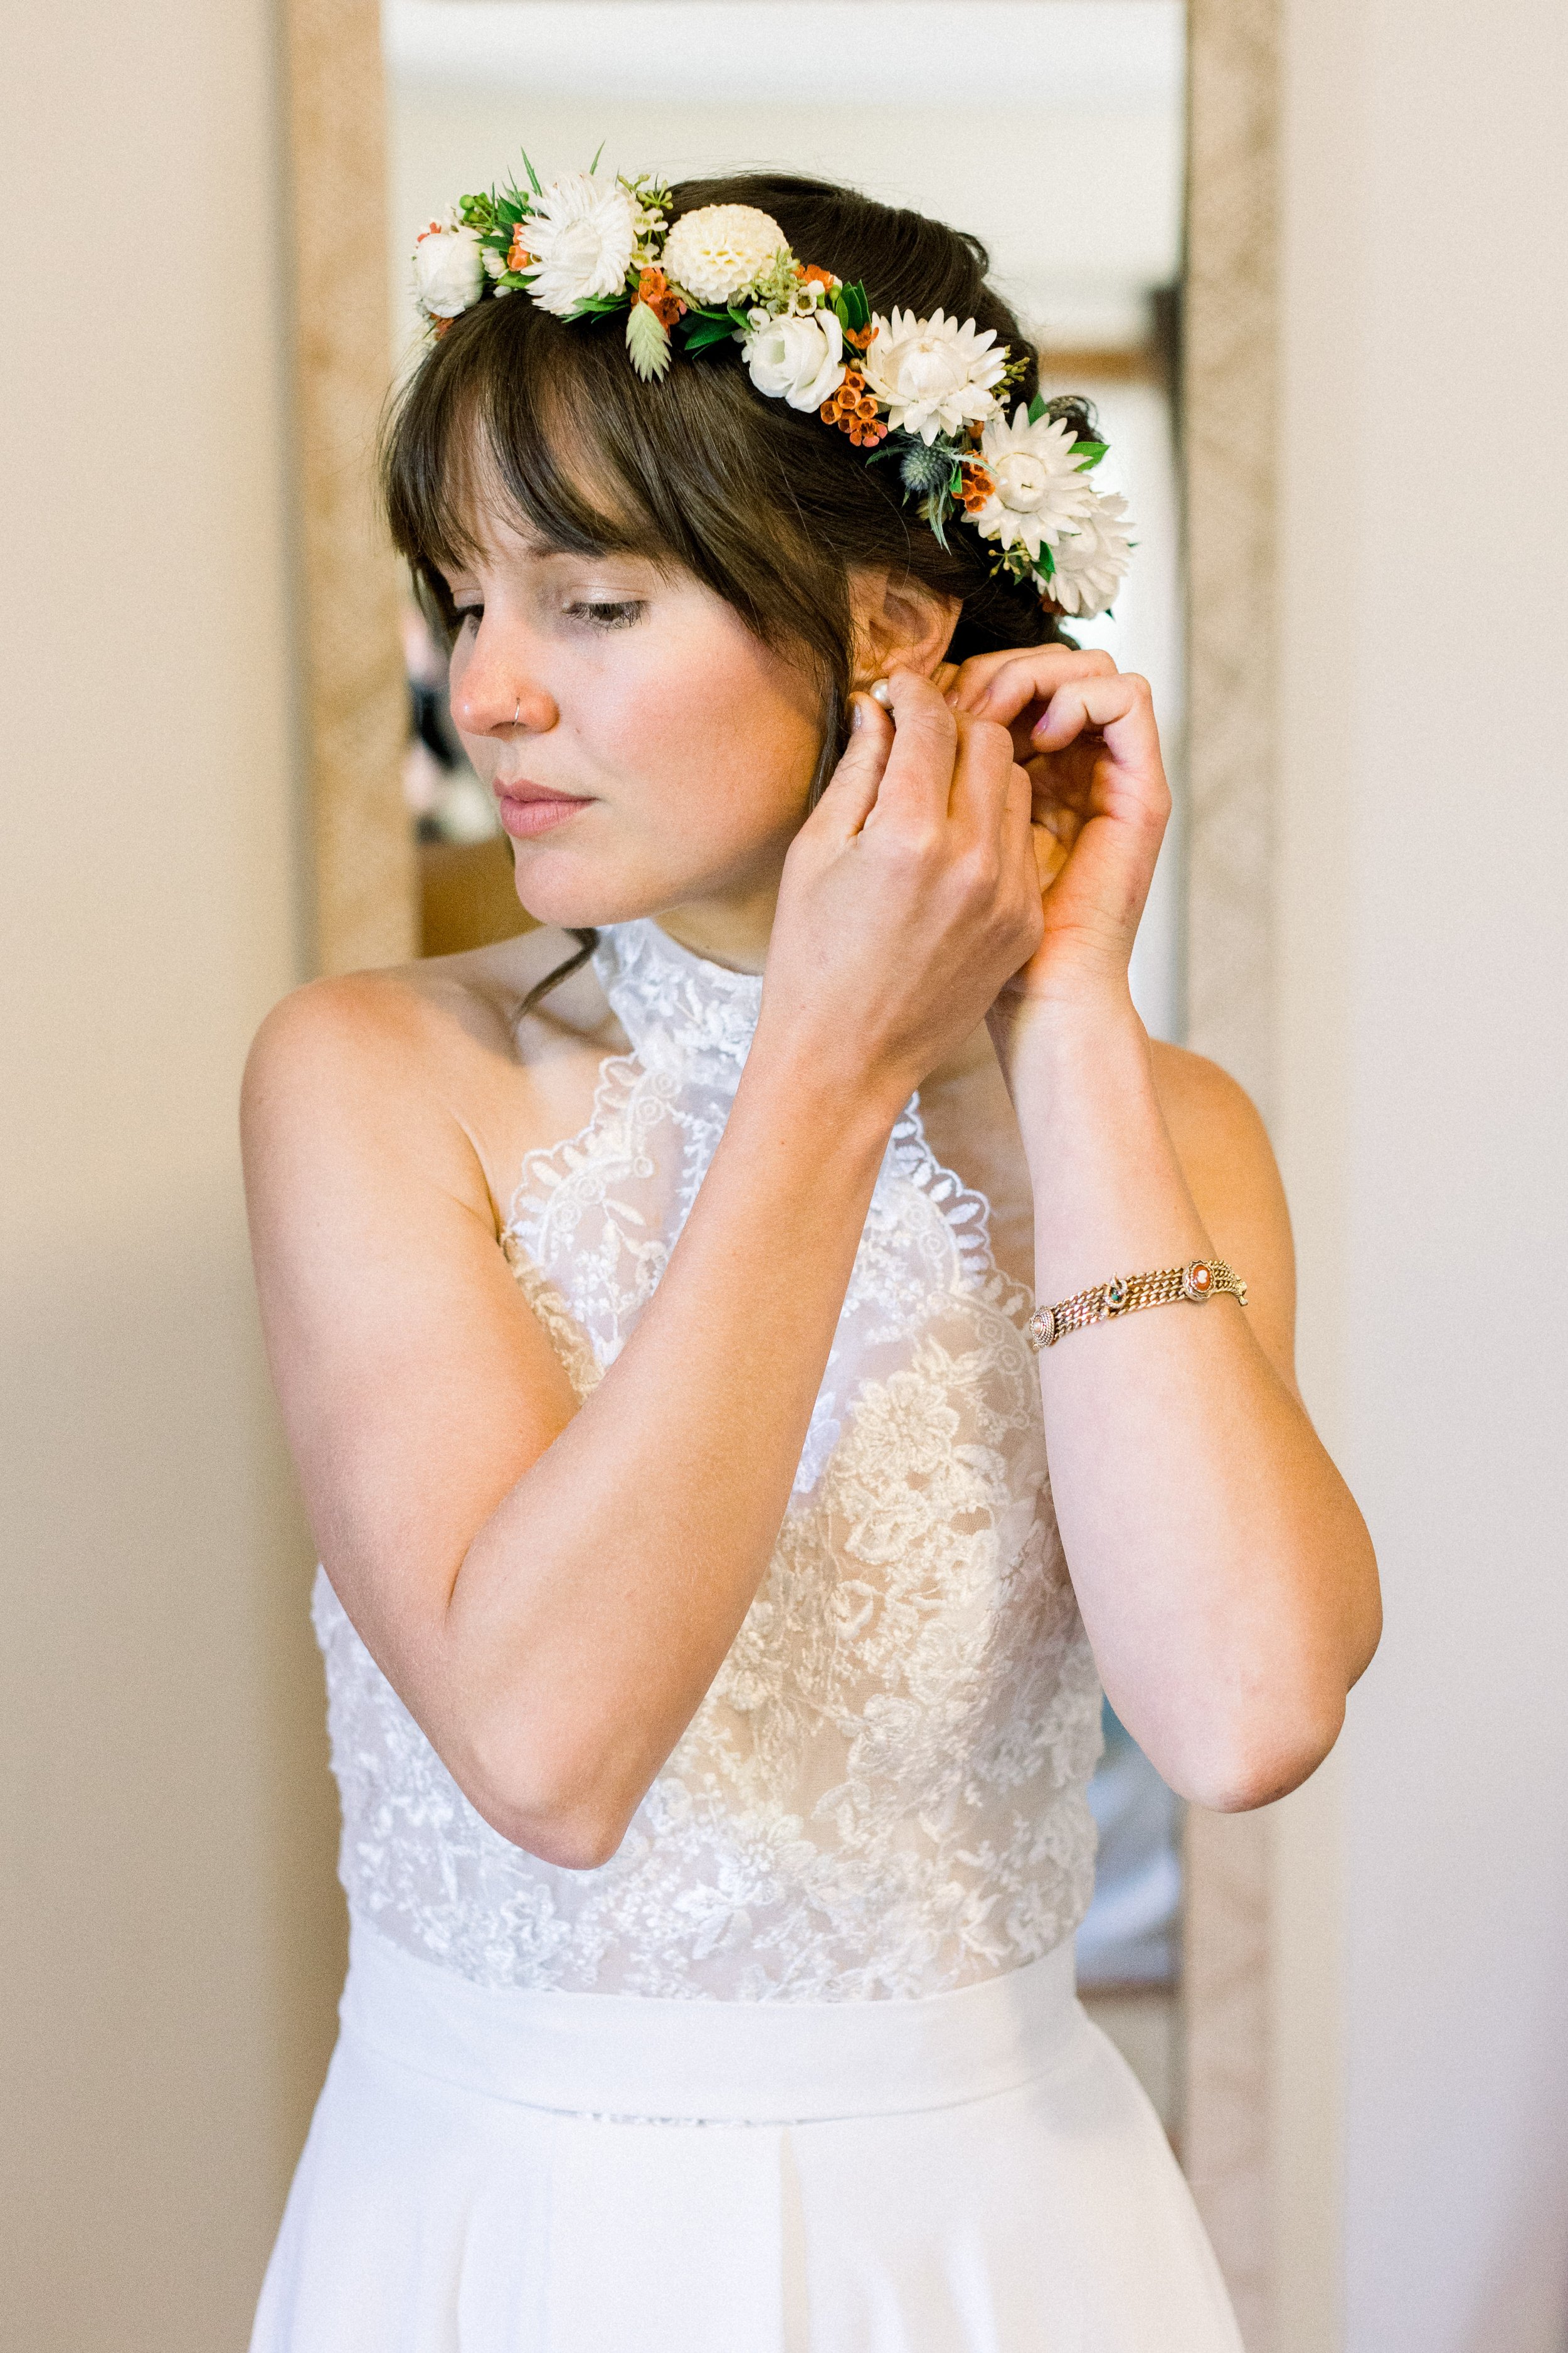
[315,920,1102,2001]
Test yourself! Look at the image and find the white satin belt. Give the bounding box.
[338,1918,1081,2123]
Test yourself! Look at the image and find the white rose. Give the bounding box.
[413,220,485,319]
[662,203,788,307]
[743,309,847,412]
[525,173,638,315]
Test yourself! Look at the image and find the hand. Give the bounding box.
[758,671,1043,1112]
[941,645,1171,1016]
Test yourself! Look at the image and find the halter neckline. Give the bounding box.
[594,918,765,1085]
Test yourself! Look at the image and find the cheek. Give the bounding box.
[596,630,822,847]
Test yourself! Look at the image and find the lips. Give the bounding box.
[493,781,593,839]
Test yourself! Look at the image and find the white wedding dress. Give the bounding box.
[252,919,1241,2352]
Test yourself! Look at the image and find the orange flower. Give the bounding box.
[507,225,533,272]
[635,267,686,328]
[845,324,874,353]
[958,462,994,513]
[797,262,835,290]
[431,316,454,339]
[819,370,887,447]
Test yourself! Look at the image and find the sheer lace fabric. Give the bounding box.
[315,919,1102,2002]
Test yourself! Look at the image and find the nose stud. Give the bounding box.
[513,699,521,725]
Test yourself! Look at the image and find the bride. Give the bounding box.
[243,168,1379,2349]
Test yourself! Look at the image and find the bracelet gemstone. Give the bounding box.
[1027,1257,1248,1351]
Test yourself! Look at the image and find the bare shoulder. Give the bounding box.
[241,927,617,1217]
[1149,1041,1298,1378]
[1148,1042,1279,1199]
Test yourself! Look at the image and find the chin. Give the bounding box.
[507,837,708,933]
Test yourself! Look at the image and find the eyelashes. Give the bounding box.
[563,600,645,631]
[452,600,645,634]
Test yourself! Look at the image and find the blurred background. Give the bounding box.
[4,2,1568,2349]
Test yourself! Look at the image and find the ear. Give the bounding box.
[849,569,962,688]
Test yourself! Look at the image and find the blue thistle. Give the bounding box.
[899,442,955,496]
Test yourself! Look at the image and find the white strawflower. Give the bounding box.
[862,307,1007,444]
[1047,491,1135,617]
[662,204,788,307]
[524,173,638,314]
[743,308,847,412]
[970,407,1098,561]
[413,216,486,319]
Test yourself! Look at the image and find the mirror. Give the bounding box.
[283,0,1283,2327]
[381,0,1188,2128]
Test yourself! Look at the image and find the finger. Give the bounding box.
[1031,671,1159,762]
[946,711,1017,838]
[867,667,960,828]
[1000,757,1037,881]
[950,644,1118,721]
[808,691,893,840]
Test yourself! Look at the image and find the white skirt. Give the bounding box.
[252,1923,1241,2352]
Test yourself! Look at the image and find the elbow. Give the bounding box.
[1169,1690,1348,1815]
[472,1782,635,1872]
[457,1721,641,1871]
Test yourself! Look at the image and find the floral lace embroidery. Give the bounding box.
[315,919,1102,2001]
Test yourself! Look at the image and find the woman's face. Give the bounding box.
[443,503,825,942]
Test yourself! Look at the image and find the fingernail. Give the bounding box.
[849,696,866,731]
[869,678,893,709]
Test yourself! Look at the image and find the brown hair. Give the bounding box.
[381,170,1088,1004]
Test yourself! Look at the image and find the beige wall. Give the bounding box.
[1,3,344,2347]
[1273,1,1568,2345]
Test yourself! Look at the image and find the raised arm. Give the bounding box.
[243,691,1040,1867]
[947,645,1380,1811]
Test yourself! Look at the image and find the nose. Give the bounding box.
[451,625,559,740]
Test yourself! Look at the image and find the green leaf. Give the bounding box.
[567,294,628,316]
[839,279,871,332]
[682,317,739,351]
[497,272,532,291]
[519,147,543,198]
[626,302,672,381]
[1073,440,1108,469]
[922,491,951,552]
[1027,392,1046,425]
[1038,544,1056,578]
[589,139,606,175]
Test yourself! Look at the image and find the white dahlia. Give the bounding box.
[412,216,486,319]
[743,307,847,411]
[523,173,638,314]
[861,307,1006,444]
[969,408,1099,561]
[1047,492,1135,618]
[662,204,788,307]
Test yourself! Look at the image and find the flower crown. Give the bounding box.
[412,159,1133,620]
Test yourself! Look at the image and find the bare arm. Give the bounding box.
[949,646,1380,1811]
[243,692,1041,1866]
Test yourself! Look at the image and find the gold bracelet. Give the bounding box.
[1027,1258,1248,1350]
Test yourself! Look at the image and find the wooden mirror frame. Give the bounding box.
[279,1,1284,2334]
